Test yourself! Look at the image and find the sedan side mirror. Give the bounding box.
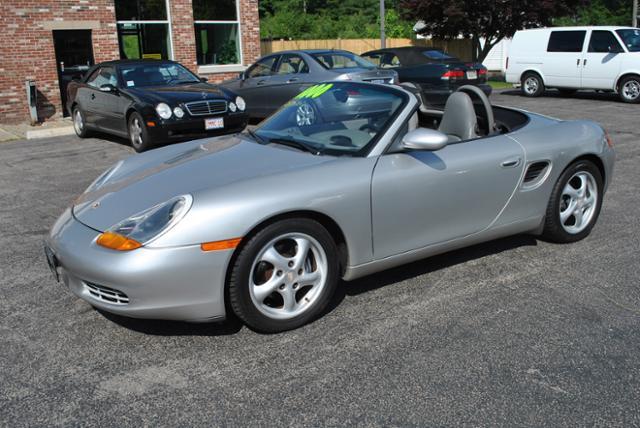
[239,71,246,81]
[99,84,118,93]
[402,128,449,151]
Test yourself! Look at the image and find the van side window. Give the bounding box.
[589,31,623,53]
[547,31,586,53]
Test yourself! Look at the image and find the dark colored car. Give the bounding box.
[220,50,398,119]
[67,59,249,152]
[361,47,491,107]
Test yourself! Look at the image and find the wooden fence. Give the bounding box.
[260,38,473,61]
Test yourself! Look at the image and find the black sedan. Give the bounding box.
[67,59,249,152]
[361,47,492,107]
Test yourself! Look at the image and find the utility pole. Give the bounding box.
[634,0,638,27]
[380,0,386,48]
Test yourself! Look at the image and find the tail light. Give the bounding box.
[441,70,465,80]
[478,68,487,76]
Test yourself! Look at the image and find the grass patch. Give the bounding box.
[489,80,514,90]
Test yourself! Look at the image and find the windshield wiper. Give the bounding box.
[267,137,322,155]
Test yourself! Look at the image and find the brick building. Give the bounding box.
[0,0,260,123]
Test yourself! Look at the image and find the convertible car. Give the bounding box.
[45,82,615,333]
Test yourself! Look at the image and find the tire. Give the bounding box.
[541,160,604,243]
[558,88,577,96]
[228,218,339,333]
[521,72,545,97]
[72,106,90,138]
[127,112,152,152]
[618,75,640,103]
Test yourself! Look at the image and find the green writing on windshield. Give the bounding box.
[295,83,333,99]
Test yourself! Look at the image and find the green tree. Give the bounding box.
[401,0,588,62]
[555,0,632,26]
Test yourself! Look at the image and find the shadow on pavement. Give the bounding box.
[500,89,620,103]
[99,234,537,337]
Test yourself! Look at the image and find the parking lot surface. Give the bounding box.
[1,89,639,426]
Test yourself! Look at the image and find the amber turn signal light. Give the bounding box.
[96,231,142,251]
[201,238,242,252]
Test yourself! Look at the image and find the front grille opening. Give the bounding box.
[184,100,227,116]
[524,161,549,183]
[84,282,129,305]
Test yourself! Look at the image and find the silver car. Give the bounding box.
[221,49,398,118]
[45,82,615,333]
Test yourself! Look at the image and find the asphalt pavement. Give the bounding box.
[1,89,639,426]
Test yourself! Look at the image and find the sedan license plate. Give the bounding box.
[205,117,224,130]
[466,70,478,80]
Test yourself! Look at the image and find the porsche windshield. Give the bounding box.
[252,83,406,157]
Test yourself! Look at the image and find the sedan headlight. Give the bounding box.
[228,102,237,112]
[96,195,193,251]
[173,106,185,118]
[235,96,246,111]
[156,103,172,119]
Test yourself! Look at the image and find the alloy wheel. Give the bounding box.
[622,80,640,100]
[73,110,83,134]
[248,232,327,320]
[524,77,539,95]
[296,103,315,126]
[559,171,598,234]
[130,117,143,147]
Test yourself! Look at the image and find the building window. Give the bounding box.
[193,0,242,65]
[115,0,172,60]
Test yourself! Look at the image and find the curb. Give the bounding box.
[26,126,75,140]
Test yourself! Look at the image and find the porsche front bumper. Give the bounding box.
[44,208,232,322]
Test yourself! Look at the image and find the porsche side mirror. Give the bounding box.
[99,84,117,93]
[402,128,449,151]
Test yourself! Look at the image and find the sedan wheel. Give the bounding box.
[542,160,603,243]
[128,112,151,152]
[296,102,316,126]
[228,218,339,333]
[72,107,89,138]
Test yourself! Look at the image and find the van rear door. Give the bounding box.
[544,30,587,88]
[581,29,624,90]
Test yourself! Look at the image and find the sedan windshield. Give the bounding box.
[616,29,640,52]
[252,82,406,157]
[312,52,376,70]
[119,63,201,88]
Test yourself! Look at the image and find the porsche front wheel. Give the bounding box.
[228,219,339,333]
[541,160,603,243]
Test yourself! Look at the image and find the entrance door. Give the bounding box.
[53,30,94,116]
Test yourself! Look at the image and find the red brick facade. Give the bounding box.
[0,0,261,124]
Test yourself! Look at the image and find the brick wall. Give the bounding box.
[0,0,261,124]
[0,1,119,123]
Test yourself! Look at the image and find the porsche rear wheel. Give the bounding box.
[541,160,603,243]
[228,218,339,333]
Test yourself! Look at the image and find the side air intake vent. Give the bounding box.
[524,161,549,183]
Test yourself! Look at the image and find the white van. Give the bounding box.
[506,26,640,103]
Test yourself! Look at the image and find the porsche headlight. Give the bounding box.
[85,161,123,193]
[235,96,246,111]
[96,195,193,251]
[156,103,172,119]
[228,102,237,112]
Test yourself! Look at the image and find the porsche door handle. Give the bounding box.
[90,93,96,100]
[256,79,268,86]
[501,157,521,168]
[286,78,300,83]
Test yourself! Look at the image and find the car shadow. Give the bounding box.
[325,234,539,314]
[98,234,538,337]
[499,89,620,103]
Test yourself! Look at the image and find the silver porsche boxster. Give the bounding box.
[45,82,615,333]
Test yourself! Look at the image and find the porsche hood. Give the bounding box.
[73,135,332,232]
